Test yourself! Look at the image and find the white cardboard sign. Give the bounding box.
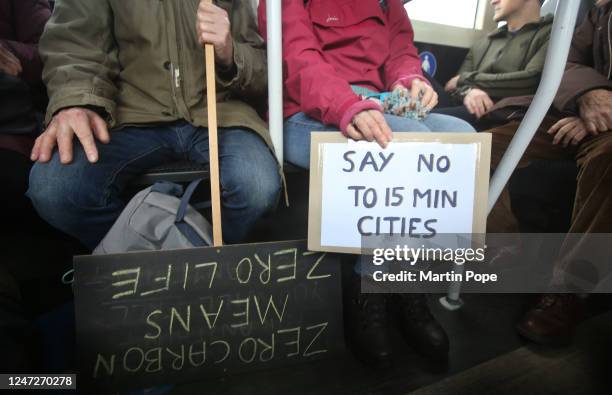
[308,133,491,254]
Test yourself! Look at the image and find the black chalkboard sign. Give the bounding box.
[73,240,344,392]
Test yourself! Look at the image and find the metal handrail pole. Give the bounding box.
[488,0,580,212]
[441,0,581,310]
[266,0,284,164]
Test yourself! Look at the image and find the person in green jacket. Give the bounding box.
[434,0,552,126]
[26,0,281,249]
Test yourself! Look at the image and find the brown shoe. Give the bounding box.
[516,294,583,346]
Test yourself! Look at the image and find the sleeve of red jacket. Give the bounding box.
[258,0,380,131]
[383,0,429,90]
[0,0,51,84]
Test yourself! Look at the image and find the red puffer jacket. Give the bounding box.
[258,0,427,132]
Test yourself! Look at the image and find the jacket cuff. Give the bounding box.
[458,71,478,86]
[46,91,116,127]
[339,100,384,136]
[453,85,473,100]
[555,85,612,114]
[392,74,430,90]
[216,38,243,89]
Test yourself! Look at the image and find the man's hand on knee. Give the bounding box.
[547,117,589,147]
[578,89,612,134]
[31,107,110,164]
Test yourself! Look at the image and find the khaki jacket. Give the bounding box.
[456,15,553,100]
[39,0,274,152]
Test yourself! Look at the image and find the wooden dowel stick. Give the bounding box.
[205,41,223,247]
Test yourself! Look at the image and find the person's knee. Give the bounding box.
[245,155,281,213]
[224,165,281,214]
[283,113,331,169]
[28,158,102,230]
[28,162,68,227]
[452,117,477,133]
[384,115,431,132]
[28,161,75,224]
[221,133,282,215]
[250,170,282,215]
[582,140,612,170]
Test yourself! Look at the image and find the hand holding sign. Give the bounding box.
[347,110,393,148]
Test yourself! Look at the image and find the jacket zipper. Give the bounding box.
[175,67,181,88]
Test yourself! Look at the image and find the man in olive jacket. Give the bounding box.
[487,0,612,345]
[27,0,281,249]
[435,0,551,125]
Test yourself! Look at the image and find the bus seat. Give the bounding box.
[132,160,305,186]
[133,161,210,185]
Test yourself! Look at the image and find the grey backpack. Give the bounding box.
[94,179,213,254]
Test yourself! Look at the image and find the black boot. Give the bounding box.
[345,274,393,368]
[393,294,449,361]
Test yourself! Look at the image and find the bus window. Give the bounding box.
[405,0,480,29]
[405,0,496,48]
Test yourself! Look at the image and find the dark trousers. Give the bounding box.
[0,148,34,371]
[432,105,500,131]
[0,148,34,218]
[432,105,478,126]
[487,118,612,286]
[0,148,75,372]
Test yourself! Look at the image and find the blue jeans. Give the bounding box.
[283,112,476,169]
[27,122,281,249]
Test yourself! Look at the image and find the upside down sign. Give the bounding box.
[73,240,343,392]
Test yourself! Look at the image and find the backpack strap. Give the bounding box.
[175,178,205,223]
[175,221,208,247]
[175,178,210,247]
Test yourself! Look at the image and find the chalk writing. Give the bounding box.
[74,240,343,392]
